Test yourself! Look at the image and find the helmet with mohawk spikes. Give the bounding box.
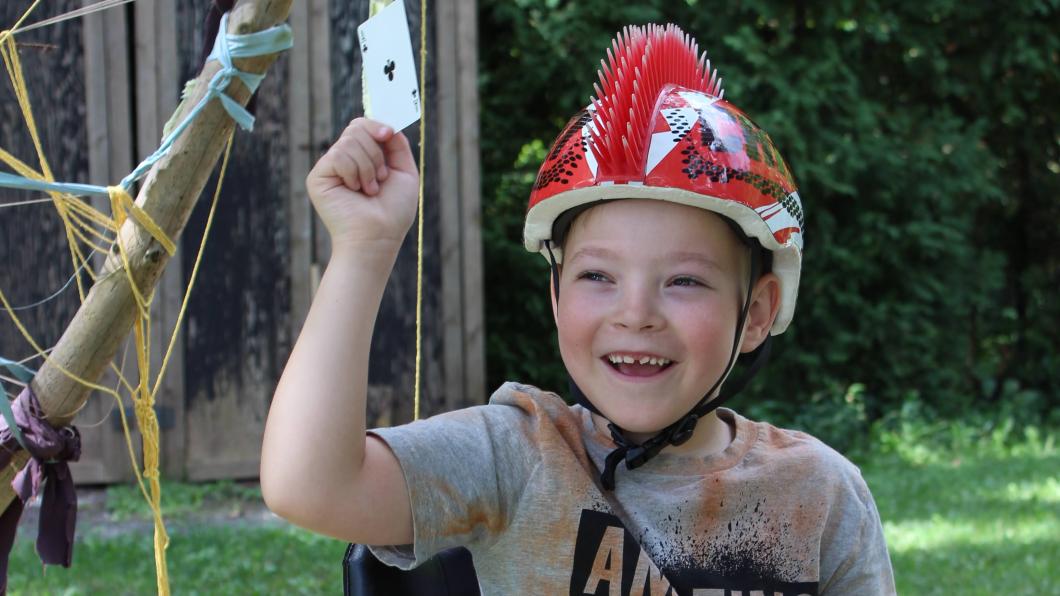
[524,23,803,334]
[525,24,806,490]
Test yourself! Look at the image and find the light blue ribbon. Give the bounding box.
[0,356,34,385]
[0,173,109,196]
[0,357,36,451]
[0,13,293,198]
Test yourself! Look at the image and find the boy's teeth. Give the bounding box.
[607,354,671,367]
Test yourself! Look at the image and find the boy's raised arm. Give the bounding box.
[260,118,417,545]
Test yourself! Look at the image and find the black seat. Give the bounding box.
[343,544,481,596]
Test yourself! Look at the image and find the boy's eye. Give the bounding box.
[577,271,609,282]
[671,276,703,287]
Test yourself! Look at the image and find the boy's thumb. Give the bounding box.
[383,132,417,174]
[368,121,394,142]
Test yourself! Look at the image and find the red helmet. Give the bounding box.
[524,24,804,333]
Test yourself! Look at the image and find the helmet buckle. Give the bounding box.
[669,414,699,446]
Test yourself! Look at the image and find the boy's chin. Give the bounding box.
[591,405,685,438]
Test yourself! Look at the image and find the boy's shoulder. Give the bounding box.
[728,409,873,502]
[485,379,580,417]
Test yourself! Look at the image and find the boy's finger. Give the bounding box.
[343,117,393,143]
[351,138,381,195]
[382,132,417,175]
[350,131,387,182]
[324,144,364,192]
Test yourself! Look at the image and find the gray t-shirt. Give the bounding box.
[369,382,896,595]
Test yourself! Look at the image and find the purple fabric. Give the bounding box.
[0,387,80,593]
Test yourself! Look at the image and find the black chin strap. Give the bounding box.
[545,239,771,491]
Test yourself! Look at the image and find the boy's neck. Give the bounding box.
[600,410,735,459]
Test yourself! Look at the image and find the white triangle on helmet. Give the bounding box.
[645,107,699,175]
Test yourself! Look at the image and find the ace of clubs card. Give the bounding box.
[357,1,421,132]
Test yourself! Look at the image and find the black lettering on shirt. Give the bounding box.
[568,509,818,596]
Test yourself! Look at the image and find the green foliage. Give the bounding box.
[478,1,1060,423]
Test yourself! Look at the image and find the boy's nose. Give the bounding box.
[611,288,665,331]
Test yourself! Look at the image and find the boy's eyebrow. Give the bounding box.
[667,251,723,271]
[566,246,617,263]
[567,246,723,270]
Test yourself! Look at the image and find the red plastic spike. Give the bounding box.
[588,24,723,180]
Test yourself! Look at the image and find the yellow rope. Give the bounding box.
[2,31,105,300]
[110,187,178,255]
[151,132,233,397]
[413,0,428,422]
[0,1,43,42]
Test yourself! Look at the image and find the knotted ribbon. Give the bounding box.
[0,386,81,593]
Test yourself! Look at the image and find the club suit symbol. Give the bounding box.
[384,60,396,81]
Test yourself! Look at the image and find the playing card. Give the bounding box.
[357,1,421,132]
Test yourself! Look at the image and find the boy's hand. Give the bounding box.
[307,117,419,254]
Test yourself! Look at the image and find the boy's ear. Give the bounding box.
[740,272,781,353]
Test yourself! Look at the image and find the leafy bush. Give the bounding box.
[478,1,1059,430]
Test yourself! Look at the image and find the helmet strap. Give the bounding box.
[547,240,604,415]
[545,240,562,312]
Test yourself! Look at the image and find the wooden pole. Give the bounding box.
[0,0,293,511]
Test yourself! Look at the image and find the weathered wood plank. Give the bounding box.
[435,0,484,411]
[435,0,466,411]
[308,0,333,284]
[286,0,312,335]
[455,0,485,407]
[177,2,294,481]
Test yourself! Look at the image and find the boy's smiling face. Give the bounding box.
[554,199,775,440]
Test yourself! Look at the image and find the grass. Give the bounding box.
[103,480,264,521]
[7,429,1057,594]
[863,450,1058,594]
[8,525,341,595]
[856,415,1059,595]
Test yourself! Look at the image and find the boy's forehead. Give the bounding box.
[568,199,731,239]
[564,199,744,264]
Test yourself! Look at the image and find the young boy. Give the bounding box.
[262,24,896,594]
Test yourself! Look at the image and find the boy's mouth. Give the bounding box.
[604,353,674,377]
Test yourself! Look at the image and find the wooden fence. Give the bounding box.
[0,0,483,483]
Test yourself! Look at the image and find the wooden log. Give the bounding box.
[0,0,293,511]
